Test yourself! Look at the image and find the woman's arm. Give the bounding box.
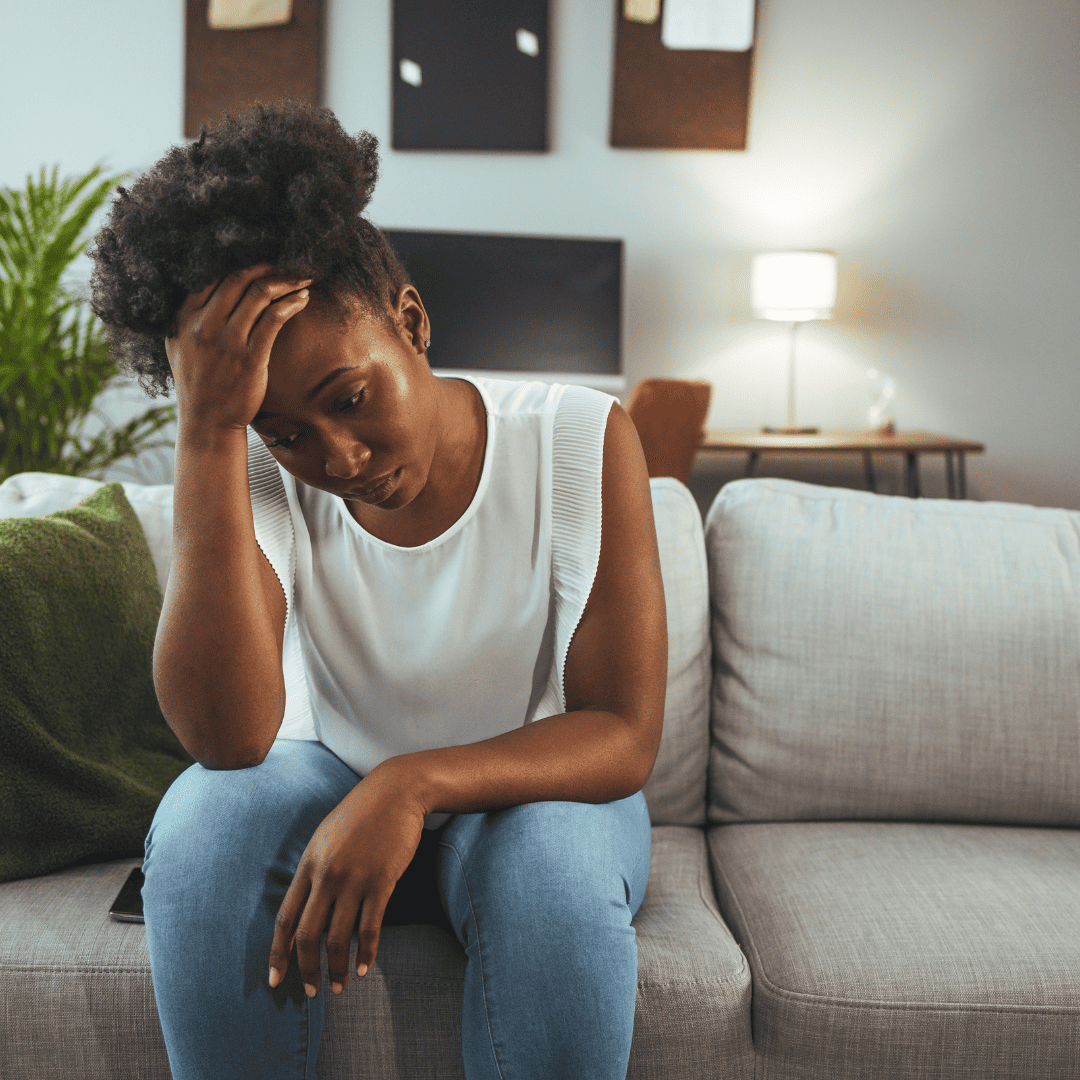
[389,401,668,810]
[153,265,311,770]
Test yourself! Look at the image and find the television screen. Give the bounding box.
[381,229,622,379]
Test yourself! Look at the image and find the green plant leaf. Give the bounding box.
[0,163,171,484]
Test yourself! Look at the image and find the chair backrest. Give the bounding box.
[625,378,712,485]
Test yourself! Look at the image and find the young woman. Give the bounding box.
[90,101,666,1080]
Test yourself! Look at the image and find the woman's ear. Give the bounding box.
[393,284,431,354]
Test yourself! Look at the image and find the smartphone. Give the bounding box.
[108,866,145,923]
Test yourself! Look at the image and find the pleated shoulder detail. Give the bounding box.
[549,386,615,711]
[246,429,315,738]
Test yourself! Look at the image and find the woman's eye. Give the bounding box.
[339,389,365,411]
[268,434,300,450]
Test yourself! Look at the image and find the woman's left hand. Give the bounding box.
[268,762,426,997]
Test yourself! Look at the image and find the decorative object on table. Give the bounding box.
[184,0,322,138]
[610,0,757,149]
[0,166,176,485]
[626,377,712,485]
[392,0,549,151]
[751,251,838,435]
[0,483,192,883]
[866,368,896,434]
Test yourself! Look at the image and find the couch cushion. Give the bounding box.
[0,473,712,825]
[625,825,753,1080]
[0,484,192,883]
[0,472,174,593]
[642,478,711,826]
[708,821,1080,1080]
[705,478,1080,825]
[0,827,752,1080]
[0,858,170,1079]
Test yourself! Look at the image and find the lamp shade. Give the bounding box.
[752,252,838,321]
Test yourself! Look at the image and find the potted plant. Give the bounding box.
[0,164,176,484]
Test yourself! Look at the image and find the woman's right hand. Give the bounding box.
[165,263,313,434]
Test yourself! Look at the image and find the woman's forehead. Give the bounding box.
[261,307,406,406]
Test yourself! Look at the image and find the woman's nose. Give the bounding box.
[324,436,371,479]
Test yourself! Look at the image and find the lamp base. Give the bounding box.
[761,425,820,435]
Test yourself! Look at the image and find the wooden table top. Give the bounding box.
[700,429,986,454]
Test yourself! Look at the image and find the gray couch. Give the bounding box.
[2,469,1079,1079]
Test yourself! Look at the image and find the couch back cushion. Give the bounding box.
[0,472,713,825]
[642,478,711,826]
[705,478,1080,826]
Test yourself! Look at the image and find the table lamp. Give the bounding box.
[751,251,838,434]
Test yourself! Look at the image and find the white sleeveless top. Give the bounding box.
[246,376,615,828]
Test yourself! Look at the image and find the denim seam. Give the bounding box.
[440,839,507,1080]
[627,797,651,906]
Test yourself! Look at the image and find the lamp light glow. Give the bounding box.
[752,252,838,322]
[752,251,838,434]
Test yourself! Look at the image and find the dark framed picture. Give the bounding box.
[392,0,549,152]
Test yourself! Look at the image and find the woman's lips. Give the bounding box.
[349,468,401,504]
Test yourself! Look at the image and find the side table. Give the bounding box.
[698,430,985,498]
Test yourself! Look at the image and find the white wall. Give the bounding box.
[3,0,1078,507]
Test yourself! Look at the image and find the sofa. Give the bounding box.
[2,466,1079,1080]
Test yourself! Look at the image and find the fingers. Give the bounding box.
[268,872,309,991]
[293,907,329,999]
[175,276,225,323]
[227,273,313,345]
[174,263,273,325]
[293,884,388,996]
[324,891,364,995]
[271,875,377,999]
[247,286,311,360]
[206,263,279,323]
[174,264,310,342]
[356,890,391,979]
[168,265,312,428]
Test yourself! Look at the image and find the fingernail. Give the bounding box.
[297,289,309,298]
[331,981,343,995]
[356,963,368,978]
[268,967,281,988]
[304,983,317,998]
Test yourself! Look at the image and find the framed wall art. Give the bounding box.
[392,0,550,152]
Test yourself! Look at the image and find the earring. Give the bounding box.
[424,339,431,349]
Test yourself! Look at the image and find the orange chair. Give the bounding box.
[625,378,712,485]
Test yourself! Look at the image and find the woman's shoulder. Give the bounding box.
[457,376,615,422]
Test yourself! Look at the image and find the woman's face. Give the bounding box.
[250,289,438,512]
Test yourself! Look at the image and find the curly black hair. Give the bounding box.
[89,100,411,397]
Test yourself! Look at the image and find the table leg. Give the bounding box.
[745,451,759,478]
[863,452,877,493]
[945,451,956,499]
[905,452,921,497]
[958,453,967,499]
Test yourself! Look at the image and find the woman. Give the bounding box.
[90,101,666,1080]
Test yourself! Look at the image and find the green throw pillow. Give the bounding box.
[0,482,193,882]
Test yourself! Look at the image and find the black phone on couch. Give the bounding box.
[108,866,145,923]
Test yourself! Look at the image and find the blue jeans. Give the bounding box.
[142,739,652,1079]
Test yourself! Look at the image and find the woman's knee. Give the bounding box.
[144,739,356,877]
[439,793,650,932]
